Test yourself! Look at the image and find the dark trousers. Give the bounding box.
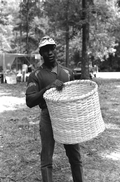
[39,109,83,182]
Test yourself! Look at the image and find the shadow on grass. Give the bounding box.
[0,105,42,182]
[0,83,42,181]
[0,83,27,98]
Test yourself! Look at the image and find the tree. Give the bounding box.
[0,0,25,53]
[43,0,83,67]
[81,0,90,79]
[14,0,43,53]
[89,0,120,60]
[0,0,14,52]
[1,0,120,74]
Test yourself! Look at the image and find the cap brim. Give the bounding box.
[39,43,56,48]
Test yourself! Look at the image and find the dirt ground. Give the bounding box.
[0,78,120,182]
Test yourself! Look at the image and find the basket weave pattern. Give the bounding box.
[44,80,105,144]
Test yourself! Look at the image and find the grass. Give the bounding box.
[0,78,120,182]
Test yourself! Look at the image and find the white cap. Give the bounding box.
[39,36,56,49]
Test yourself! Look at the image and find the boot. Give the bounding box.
[41,166,53,182]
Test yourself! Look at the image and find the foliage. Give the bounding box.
[13,0,43,53]
[43,0,120,66]
[0,0,17,52]
[1,0,120,70]
[89,0,120,61]
[43,0,83,66]
[44,0,82,34]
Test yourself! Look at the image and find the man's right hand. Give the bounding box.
[46,79,64,91]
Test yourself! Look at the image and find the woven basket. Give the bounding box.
[43,80,105,144]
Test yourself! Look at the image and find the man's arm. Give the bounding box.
[26,73,46,108]
[26,72,64,108]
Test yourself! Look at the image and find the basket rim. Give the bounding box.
[44,79,98,102]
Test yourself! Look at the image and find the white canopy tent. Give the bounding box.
[0,53,34,83]
[0,53,43,83]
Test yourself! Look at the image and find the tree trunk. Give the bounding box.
[26,0,29,54]
[81,0,90,79]
[65,0,69,67]
[19,2,22,53]
[66,25,69,67]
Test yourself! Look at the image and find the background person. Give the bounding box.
[26,36,84,182]
[22,62,28,82]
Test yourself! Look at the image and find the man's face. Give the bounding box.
[41,45,56,67]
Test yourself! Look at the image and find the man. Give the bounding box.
[26,36,83,182]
